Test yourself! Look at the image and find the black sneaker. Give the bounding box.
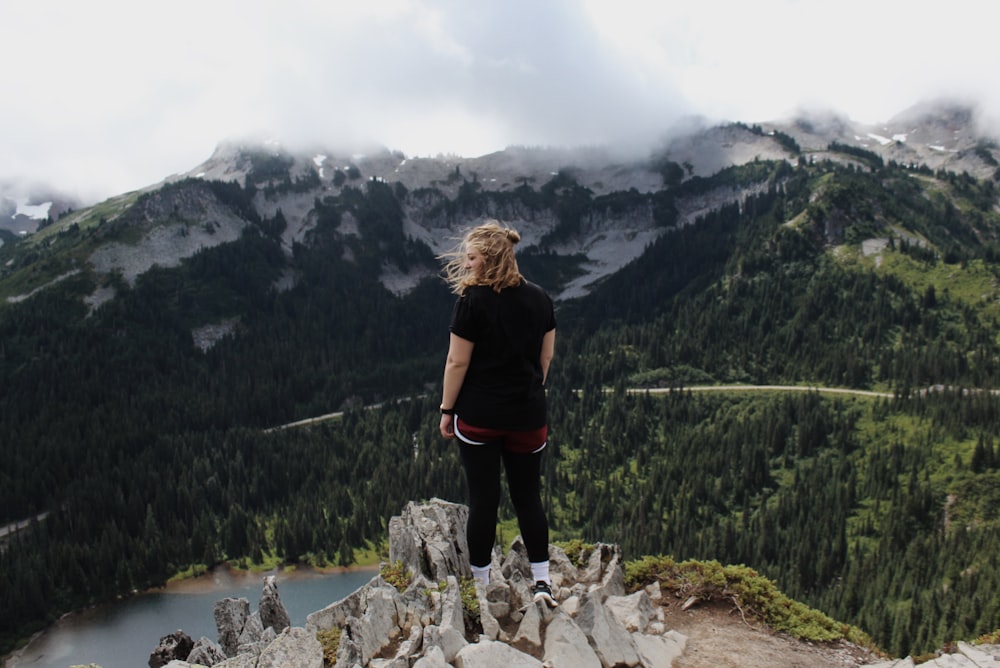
[531,580,557,607]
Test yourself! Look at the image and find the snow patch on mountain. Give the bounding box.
[6,197,52,220]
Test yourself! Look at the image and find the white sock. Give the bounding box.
[530,560,550,584]
[471,564,491,585]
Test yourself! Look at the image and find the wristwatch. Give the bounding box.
[440,406,455,415]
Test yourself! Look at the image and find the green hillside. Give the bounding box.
[2,154,1000,657]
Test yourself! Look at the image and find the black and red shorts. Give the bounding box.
[454,416,548,454]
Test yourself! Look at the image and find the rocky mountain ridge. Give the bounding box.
[135,499,1000,668]
[133,499,865,668]
[6,100,998,307]
[174,100,1000,199]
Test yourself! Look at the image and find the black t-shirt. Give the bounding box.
[449,280,556,430]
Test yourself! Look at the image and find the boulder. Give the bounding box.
[259,575,291,633]
[453,638,544,667]
[388,498,472,581]
[256,627,322,668]
[605,590,659,633]
[579,543,623,588]
[213,597,250,656]
[632,631,686,668]
[235,611,265,654]
[163,501,695,668]
[956,641,1000,666]
[575,589,642,667]
[476,581,503,640]
[398,573,440,630]
[333,624,364,668]
[437,577,470,662]
[148,630,194,668]
[548,544,579,589]
[186,636,226,665]
[306,575,377,632]
[213,652,259,668]
[412,645,450,668]
[353,583,404,664]
[511,600,542,648]
[392,624,425,663]
[542,610,602,668]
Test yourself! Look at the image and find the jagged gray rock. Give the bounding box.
[388,498,472,581]
[511,599,542,648]
[576,588,643,667]
[437,576,469,662]
[148,630,194,668]
[158,497,1000,668]
[255,627,322,668]
[353,583,404,663]
[305,574,373,630]
[213,597,249,656]
[202,586,284,665]
[213,652,258,668]
[632,631,687,668]
[259,575,291,633]
[161,501,692,667]
[399,573,440,628]
[412,645,450,668]
[392,624,425,663]
[453,638,544,667]
[186,636,226,665]
[476,581,503,640]
[548,543,579,589]
[958,642,1000,666]
[235,610,265,654]
[580,543,626,597]
[543,609,603,668]
[605,590,659,633]
[333,621,364,667]
[862,642,1000,668]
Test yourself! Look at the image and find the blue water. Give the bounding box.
[9,567,377,668]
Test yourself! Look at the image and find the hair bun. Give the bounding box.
[505,228,521,244]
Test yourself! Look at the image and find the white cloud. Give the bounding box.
[2,0,999,201]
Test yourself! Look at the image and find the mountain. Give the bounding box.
[7,100,996,304]
[2,100,1000,661]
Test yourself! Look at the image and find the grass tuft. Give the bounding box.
[624,555,881,652]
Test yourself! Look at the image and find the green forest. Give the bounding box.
[3,147,1000,658]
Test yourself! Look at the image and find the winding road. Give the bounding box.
[629,385,894,398]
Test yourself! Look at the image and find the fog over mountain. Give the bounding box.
[2,0,998,202]
[7,98,995,307]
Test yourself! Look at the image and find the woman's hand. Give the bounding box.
[440,413,456,439]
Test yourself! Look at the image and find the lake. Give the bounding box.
[6,566,378,668]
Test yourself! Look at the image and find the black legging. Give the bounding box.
[459,441,549,567]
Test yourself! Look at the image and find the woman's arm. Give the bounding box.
[440,333,474,438]
[540,328,556,385]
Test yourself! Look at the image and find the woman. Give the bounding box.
[438,220,557,605]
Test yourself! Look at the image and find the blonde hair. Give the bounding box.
[440,219,524,294]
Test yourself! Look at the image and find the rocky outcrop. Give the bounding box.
[151,574,296,667]
[148,630,194,667]
[157,498,687,667]
[259,575,291,634]
[186,637,227,666]
[863,642,1000,668]
[213,597,249,656]
[388,499,472,582]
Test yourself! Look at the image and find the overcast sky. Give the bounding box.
[3,0,998,202]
